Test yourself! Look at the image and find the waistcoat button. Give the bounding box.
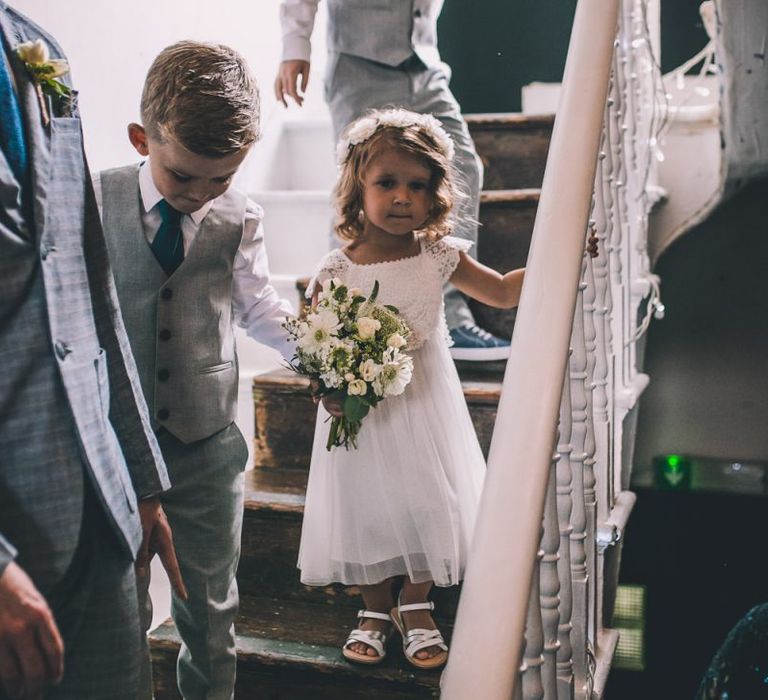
[157,408,170,421]
[54,341,71,360]
[157,368,170,382]
[159,329,171,341]
[161,288,173,300]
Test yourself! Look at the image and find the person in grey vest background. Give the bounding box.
[94,41,295,700]
[274,0,512,361]
[0,4,184,699]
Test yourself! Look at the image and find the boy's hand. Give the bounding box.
[0,562,64,700]
[136,498,187,601]
[275,60,310,107]
[321,393,345,418]
[309,379,344,417]
[587,231,600,258]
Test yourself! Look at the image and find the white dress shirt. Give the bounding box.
[280,0,320,62]
[93,161,296,359]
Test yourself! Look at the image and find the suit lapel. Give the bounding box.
[0,9,51,242]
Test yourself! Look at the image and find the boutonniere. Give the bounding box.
[16,39,71,126]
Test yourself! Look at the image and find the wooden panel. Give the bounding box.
[253,376,315,469]
[467,114,554,191]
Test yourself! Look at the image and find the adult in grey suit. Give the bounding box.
[275,0,512,361]
[0,5,183,699]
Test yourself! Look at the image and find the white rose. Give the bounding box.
[344,372,355,382]
[347,379,367,396]
[387,333,406,349]
[17,39,49,65]
[360,359,379,382]
[356,316,381,340]
[16,40,68,78]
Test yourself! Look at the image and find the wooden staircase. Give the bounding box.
[148,113,554,699]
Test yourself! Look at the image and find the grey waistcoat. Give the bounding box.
[100,164,246,444]
[326,0,442,68]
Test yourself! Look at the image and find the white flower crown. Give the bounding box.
[336,108,455,166]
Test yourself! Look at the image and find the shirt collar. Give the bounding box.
[138,159,213,226]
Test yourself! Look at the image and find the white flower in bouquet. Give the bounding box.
[359,358,380,383]
[387,333,406,349]
[374,348,413,397]
[347,379,367,396]
[299,307,341,354]
[356,316,381,340]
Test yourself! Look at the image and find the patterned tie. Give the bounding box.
[0,41,28,187]
[152,199,184,276]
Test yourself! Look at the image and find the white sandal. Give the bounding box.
[390,599,449,670]
[341,609,392,665]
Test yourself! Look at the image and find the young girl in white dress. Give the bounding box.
[298,108,525,670]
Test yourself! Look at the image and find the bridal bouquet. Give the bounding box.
[284,278,413,450]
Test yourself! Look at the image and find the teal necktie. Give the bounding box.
[152,199,184,275]
[0,41,28,188]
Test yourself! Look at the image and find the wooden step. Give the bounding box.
[466,113,554,191]
[238,468,463,616]
[150,595,444,699]
[252,369,501,471]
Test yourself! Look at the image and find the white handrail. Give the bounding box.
[440,1,620,697]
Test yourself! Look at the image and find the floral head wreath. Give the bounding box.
[336,108,455,166]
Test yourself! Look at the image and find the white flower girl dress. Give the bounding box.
[298,235,487,588]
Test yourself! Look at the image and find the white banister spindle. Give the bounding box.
[590,114,615,525]
[441,1,621,696]
[568,283,590,698]
[581,254,599,649]
[614,12,633,391]
[521,552,545,700]
[540,464,562,699]
[556,378,575,700]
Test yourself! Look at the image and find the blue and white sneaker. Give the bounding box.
[449,324,511,361]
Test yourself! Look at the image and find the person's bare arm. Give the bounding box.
[450,253,525,309]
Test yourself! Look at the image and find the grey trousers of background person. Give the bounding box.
[138,423,248,700]
[0,490,142,700]
[325,53,484,329]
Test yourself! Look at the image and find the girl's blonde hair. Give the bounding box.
[334,109,463,242]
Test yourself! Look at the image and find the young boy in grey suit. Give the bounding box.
[95,41,294,700]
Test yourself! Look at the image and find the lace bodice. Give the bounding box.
[308,236,472,350]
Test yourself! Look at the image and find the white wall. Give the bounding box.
[11,0,330,186]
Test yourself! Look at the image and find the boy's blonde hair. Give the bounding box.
[141,41,260,157]
[334,109,461,242]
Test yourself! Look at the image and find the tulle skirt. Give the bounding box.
[297,333,486,587]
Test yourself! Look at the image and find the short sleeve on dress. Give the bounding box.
[306,250,349,299]
[424,236,474,283]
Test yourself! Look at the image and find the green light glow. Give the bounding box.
[665,454,682,470]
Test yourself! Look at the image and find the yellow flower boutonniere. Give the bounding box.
[16,39,71,125]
